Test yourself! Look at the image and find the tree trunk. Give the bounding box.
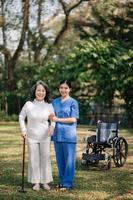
[9,0,29,90]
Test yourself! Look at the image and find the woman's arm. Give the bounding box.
[48,104,56,135]
[19,103,28,138]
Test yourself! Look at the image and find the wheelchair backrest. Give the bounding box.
[96,122,118,143]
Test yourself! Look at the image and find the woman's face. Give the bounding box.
[59,83,71,98]
[35,84,46,101]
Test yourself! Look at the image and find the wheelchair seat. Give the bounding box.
[95,121,118,146]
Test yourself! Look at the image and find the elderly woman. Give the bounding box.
[19,81,55,191]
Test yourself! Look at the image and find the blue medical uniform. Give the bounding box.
[52,97,79,188]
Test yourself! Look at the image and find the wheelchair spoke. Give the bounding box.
[119,153,123,166]
[120,151,126,159]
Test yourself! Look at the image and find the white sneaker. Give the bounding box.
[33,183,40,191]
[43,183,50,190]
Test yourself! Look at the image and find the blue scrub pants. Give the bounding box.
[54,142,76,188]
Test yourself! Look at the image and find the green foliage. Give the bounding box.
[38,37,132,125]
[15,62,42,98]
[70,38,133,121]
[113,48,133,122]
[87,0,133,42]
[0,111,18,121]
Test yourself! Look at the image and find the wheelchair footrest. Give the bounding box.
[82,153,106,161]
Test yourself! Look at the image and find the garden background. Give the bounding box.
[0,0,132,127]
[0,0,133,199]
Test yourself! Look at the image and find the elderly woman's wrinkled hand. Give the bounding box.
[48,126,54,136]
[21,131,27,139]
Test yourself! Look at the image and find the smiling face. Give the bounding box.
[59,83,71,99]
[35,84,46,101]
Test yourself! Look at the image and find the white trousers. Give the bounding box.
[27,141,53,184]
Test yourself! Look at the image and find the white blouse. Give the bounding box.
[19,99,55,142]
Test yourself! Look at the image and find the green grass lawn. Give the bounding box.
[0,122,133,200]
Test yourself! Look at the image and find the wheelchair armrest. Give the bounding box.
[111,130,117,133]
[88,129,95,132]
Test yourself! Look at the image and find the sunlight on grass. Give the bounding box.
[0,122,133,200]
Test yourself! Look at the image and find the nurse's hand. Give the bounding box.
[51,116,58,122]
[49,113,58,122]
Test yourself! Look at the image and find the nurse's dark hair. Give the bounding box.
[30,80,51,103]
[59,80,72,88]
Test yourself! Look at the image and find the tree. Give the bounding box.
[0,0,29,90]
[42,0,90,62]
[74,0,133,42]
[68,0,133,125]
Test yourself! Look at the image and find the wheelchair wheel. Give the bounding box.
[113,137,128,167]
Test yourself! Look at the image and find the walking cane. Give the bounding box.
[19,137,27,193]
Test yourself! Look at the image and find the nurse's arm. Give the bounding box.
[52,116,77,123]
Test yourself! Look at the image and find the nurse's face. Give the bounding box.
[35,84,46,101]
[59,83,71,98]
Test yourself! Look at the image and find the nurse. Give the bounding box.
[49,80,79,190]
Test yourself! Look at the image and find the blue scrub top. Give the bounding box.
[52,97,79,143]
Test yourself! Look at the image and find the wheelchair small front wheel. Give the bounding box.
[113,137,128,167]
[81,159,87,165]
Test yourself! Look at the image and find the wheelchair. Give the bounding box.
[81,121,128,169]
